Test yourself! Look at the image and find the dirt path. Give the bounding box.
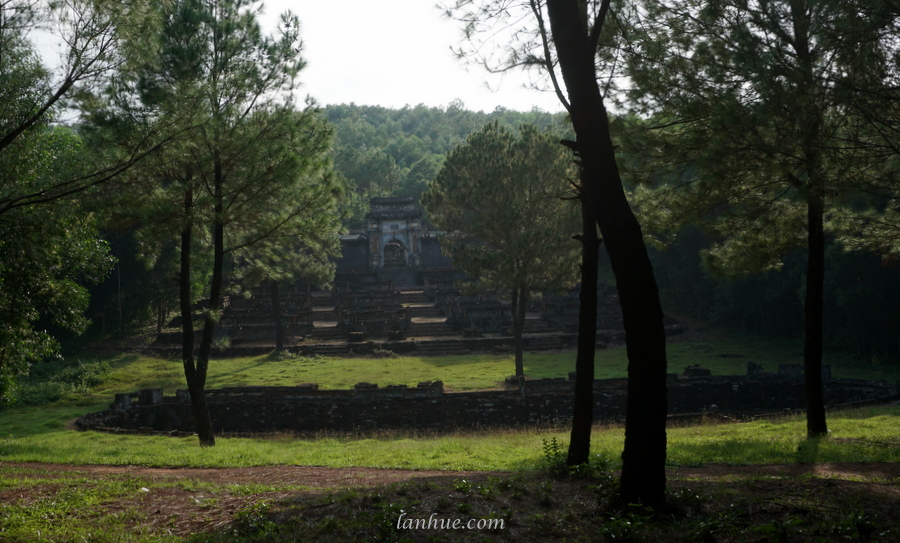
[7,461,900,487]
[5,461,900,492]
[2,461,485,488]
[669,462,900,482]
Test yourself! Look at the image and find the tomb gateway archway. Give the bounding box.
[366,197,423,270]
[383,239,408,268]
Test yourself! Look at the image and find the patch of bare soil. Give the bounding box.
[2,461,483,488]
[0,462,486,538]
[671,462,900,482]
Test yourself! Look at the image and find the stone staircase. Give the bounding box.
[306,324,345,342]
[311,306,338,321]
[309,291,335,308]
[523,318,553,333]
[378,268,419,288]
[524,335,567,351]
[413,339,471,356]
[408,320,455,337]
[398,290,429,304]
[408,305,443,319]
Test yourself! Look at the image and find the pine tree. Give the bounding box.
[624,0,899,437]
[445,0,670,506]
[87,0,344,445]
[423,122,581,376]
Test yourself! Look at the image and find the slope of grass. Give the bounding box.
[84,333,900,398]
[2,401,899,470]
[2,336,898,542]
[2,331,898,472]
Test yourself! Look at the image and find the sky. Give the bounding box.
[259,0,565,113]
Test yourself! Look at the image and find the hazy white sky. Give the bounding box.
[260,0,565,113]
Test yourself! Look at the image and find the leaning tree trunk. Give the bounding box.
[547,0,668,508]
[567,190,600,467]
[179,186,215,447]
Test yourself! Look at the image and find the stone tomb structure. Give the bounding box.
[151,195,634,352]
[367,197,423,270]
[335,196,452,287]
[78,363,899,435]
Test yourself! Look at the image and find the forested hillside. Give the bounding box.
[78,102,900,365]
[323,102,570,226]
[74,103,570,336]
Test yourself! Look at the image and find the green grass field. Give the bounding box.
[2,403,899,470]
[2,334,899,471]
[77,334,900,397]
[2,333,898,471]
[2,336,899,543]
[3,399,898,470]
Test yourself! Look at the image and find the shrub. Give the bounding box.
[14,359,110,406]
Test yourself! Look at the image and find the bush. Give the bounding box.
[14,359,110,406]
[541,437,613,480]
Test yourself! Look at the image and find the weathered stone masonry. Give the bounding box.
[77,365,899,436]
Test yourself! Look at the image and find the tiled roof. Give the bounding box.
[367,196,422,220]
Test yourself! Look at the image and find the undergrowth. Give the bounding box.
[13,358,111,406]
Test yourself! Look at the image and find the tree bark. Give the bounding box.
[567,190,600,467]
[179,186,215,447]
[156,300,166,335]
[518,286,528,367]
[546,0,668,507]
[194,155,227,447]
[804,192,828,437]
[511,287,525,376]
[791,0,828,438]
[272,280,284,352]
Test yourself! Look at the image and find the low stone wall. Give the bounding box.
[76,373,899,436]
[144,334,581,359]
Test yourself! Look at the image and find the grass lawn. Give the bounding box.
[1,406,898,542]
[1,334,898,541]
[84,333,900,397]
[2,399,899,470]
[3,331,898,470]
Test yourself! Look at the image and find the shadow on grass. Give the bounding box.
[667,437,799,466]
[0,401,107,439]
[797,437,821,464]
[190,466,900,543]
[203,354,285,388]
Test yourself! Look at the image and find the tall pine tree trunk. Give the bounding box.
[804,191,828,437]
[567,191,600,467]
[791,0,828,439]
[272,281,284,352]
[511,287,525,376]
[194,155,226,447]
[156,300,167,335]
[546,0,668,507]
[179,186,215,447]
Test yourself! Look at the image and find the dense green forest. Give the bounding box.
[324,102,571,226]
[326,100,900,362]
